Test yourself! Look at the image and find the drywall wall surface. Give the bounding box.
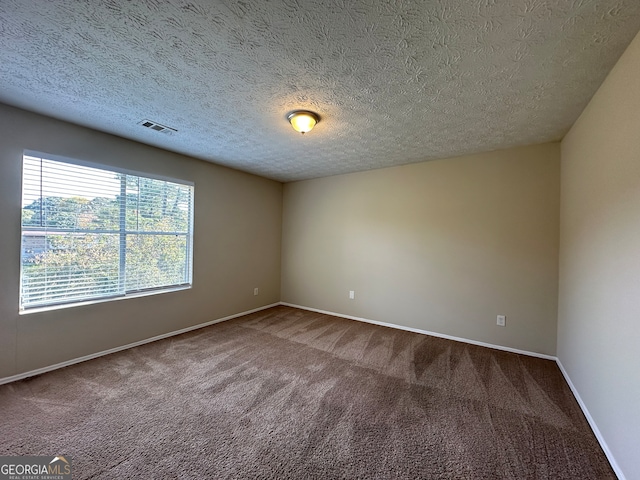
[0,104,282,378]
[282,143,560,355]
[559,30,640,480]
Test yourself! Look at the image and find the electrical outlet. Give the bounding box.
[254,288,259,296]
[349,290,355,300]
[497,315,506,327]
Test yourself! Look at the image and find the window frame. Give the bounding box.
[19,151,194,313]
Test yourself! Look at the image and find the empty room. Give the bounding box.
[1,1,639,479]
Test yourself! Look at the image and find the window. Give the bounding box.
[20,153,194,311]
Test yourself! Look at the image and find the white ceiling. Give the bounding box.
[1,1,639,182]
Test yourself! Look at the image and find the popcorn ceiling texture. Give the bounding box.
[0,0,639,182]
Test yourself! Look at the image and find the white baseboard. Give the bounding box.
[0,302,280,386]
[279,302,556,360]
[556,360,625,480]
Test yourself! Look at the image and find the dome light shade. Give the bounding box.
[287,110,320,134]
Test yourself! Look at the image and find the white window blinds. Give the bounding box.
[20,154,194,310]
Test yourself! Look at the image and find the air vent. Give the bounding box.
[138,119,177,134]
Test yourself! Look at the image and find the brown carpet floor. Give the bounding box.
[1,306,614,479]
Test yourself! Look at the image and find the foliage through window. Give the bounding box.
[20,154,194,310]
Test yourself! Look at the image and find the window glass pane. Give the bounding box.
[22,156,121,231]
[126,177,191,233]
[21,233,120,307]
[125,234,189,292]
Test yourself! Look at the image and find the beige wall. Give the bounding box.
[558,31,640,479]
[282,143,560,355]
[0,104,282,379]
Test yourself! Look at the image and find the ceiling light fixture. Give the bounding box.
[287,110,320,134]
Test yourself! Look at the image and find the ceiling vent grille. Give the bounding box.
[138,119,177,134]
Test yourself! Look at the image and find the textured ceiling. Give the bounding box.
[1,1,639,182]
